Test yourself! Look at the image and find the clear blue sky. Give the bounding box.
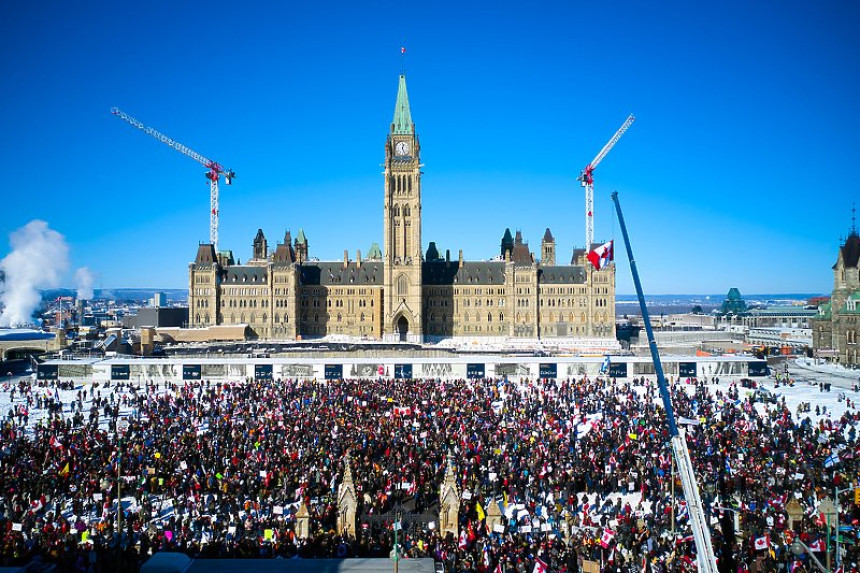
[1,0,858,295]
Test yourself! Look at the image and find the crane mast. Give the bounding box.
[110,107,235,250]
[579,114,634,249]
[611,191,719,573]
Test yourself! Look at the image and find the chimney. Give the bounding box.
[356,250,362,268]
[458,249,464,269]
[445,249,450,263]
[343,250,349,268]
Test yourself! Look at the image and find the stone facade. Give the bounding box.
[188,74,616,342]
[812,228,860,366]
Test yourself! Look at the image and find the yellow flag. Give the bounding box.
[476,502,485,521]
[59,462,70,476]
[503,491,508,508]
[81,531,90,543]
[629,433,638,440]
[264,529,274,541]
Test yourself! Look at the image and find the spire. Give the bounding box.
[851,202,858,237]
[295,229,307,245]
[392,75,414,135]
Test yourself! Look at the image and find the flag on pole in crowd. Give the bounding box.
[825,452,840,468]
[809,539,825,552]
[59,462,69,476]
[587,240,614,270]
[600,355,611,373]
[754,535,770,551]
[476,502,486,521]
[600,529,615,548]
[533,556,548,573]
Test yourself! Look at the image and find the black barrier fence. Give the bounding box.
[466,363,485,379]
[679,362,697,378]
[394,364,413,379]
[182,364,202,381]
[324,364,342,380]
[748,361,769,377]
[255,364,273,381]
[539,363,557,379]
[111,365,130,381]
[37,364,58,380]
[608,362,627,378]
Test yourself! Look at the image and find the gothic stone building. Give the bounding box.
[813,228,860,366]
[188,75,616,342]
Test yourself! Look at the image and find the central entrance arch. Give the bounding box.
[397,315,409,342]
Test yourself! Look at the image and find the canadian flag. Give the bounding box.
[809,539,825,552]
[533,557,548,573]
[587,240,614,270]
[754,535,770,551]
[600,528,616,548]
[49,435,63,450]
[459,529,468,549]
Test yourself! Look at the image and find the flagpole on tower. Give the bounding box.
[400,46,406,75]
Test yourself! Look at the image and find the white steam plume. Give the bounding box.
[74,266,96,300]
[0,221,69,327]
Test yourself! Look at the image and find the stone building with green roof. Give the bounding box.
[812,224,860,366]
[187,74,615,342]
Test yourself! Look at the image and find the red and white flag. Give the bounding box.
[754,535,770,551]
[600,528,616,548]
[809,539,825,552]
[587,240,614,270]
[401,46,406,54]
[533,557,548,573]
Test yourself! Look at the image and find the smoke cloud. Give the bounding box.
[74,266,96,300]
[0,221,69,327]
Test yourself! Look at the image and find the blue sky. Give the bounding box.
[1,0,858,295]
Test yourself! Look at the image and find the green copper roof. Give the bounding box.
[392,75,413,135]
[367,242,383,259]
[295,229,307,245]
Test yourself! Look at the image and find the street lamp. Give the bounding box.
[791,540,828,573]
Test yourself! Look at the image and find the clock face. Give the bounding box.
[395,141,410,156]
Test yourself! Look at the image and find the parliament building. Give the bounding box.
[813,220,860,366]
[187,75,616,342]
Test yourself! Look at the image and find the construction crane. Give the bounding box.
[579,114,635,249]
[612,190,719,573]
[111,107,235,250]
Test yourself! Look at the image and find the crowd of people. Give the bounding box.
[1,370,859,572]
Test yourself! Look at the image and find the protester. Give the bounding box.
[0,373,857,572]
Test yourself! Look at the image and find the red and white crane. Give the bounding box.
[579,114,635,249]
[111,107,235,250]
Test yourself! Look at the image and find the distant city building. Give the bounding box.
[719,288,748,315]
[151,292,167,307]
[123,307,189,329]
[813,221,860,366]
[187,74,616,342]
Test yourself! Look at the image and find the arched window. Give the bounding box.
[397,275,408,296]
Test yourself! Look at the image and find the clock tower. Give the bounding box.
[383,74,423,342]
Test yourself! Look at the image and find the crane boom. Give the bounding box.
[611,191,719,573]
[579,114,634,250]
[111,107,235,249]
